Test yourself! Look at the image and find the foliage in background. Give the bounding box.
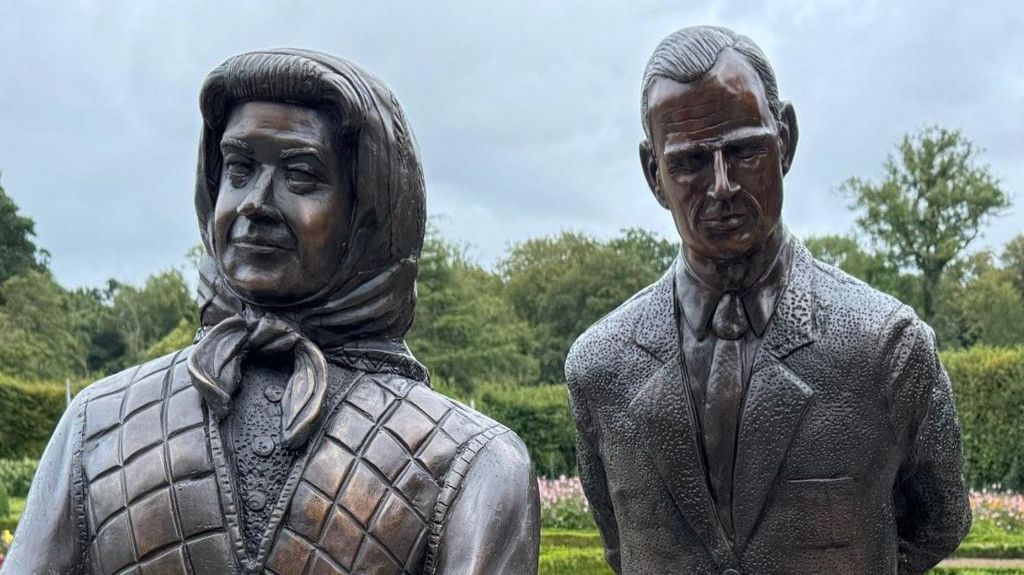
[0,270,87,380]
[478,384,578,477]
[935,252,1024,349]
[0,377,71,459]
[842,126,1010,322]
[803,234,919,307]
[806,233,1024,349]
[0,175,43,288]
[944,346,1024,490]
[142,317,197,362]
[0,460,38,499]
[498,229,674,383]
[408,230,539,396]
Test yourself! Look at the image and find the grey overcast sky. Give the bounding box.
[1,0,1021,289]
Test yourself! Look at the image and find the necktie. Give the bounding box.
[704,292,749,540]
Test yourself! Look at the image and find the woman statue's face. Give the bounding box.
[213,101,352,304]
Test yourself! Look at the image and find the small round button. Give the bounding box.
[253,436,275,457]
[723,569,740,575]
[247,491,267,511]
[264,385,284,402]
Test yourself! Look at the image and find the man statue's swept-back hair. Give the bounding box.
[640,26,782,136]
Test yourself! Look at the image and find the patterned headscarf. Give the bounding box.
[188,49,427,449]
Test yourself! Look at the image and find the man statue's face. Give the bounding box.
[641,48,795,262]
[213,101,351,304]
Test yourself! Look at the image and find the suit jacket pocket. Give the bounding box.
[771,476,857,549]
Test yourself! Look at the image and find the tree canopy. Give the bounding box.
[0,176,42,287]
[842,126,1011,320]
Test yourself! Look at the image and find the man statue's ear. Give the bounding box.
[778,101,799,175]
[639,140,668,209]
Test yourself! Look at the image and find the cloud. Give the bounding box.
[1,0,1019,286]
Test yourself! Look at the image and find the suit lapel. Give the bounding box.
[629,265,736,564]
[732,244,818,548]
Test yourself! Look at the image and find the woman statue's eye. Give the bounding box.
[225,160,253,187]
[286,165,320,192]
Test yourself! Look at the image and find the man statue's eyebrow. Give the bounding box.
[280,147,327,164]
[220,137,253,154]
[663,128,775,154]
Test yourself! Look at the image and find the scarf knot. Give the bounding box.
[188,309,328,449]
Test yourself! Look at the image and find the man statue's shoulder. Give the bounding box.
[566,277,661,386]
[805,254,923,354]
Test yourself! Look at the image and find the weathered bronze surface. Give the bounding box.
[566,26,972,575]
[5,49,540,575]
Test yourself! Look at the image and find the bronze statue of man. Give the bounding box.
[566,26,971,575]
[5,49,539,575]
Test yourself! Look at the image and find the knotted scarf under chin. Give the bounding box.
[187,309,327,450]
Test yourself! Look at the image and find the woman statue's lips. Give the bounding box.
[232,234,295,251]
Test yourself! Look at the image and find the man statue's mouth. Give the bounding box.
[701,212,749,232]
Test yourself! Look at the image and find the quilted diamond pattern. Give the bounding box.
[268,375,503,575]
[79,354,504,575]
[81,350,228,575]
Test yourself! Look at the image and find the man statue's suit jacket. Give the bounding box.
[565,241,971,575]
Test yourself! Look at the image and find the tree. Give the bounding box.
[0,175,42,286]
[842,127,1011,321]
[499,230,671,382]
[69,269,196,374]
[0,270,87,380]
[1002,234,1024,301]
[933,250,1024,348]
[609,228,678,273]
[407,230,539,396]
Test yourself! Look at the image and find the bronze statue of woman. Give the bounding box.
[4,49,539,575]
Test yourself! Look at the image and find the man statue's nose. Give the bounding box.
[237,170,277,219]
[709,150,741,201]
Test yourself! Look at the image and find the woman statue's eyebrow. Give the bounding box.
[220,137,254,153]
[280,146,327,164]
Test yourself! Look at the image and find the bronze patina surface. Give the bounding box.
[566,26,971,575]
[5,49,540,575]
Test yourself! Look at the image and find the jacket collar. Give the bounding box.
[676,237,794,340]
[635,237,815,364]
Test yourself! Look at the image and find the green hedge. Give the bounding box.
[943,346,1024,490]
[0,376,71,459]
[1,345,1022,486]
[477,384,577,477]
[0,458,38,498]
[474,346,1024,483]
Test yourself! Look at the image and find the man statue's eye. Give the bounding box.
[669,151,710,174]
[731,144,765,161]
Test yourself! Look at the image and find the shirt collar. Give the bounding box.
[675,234,794,340]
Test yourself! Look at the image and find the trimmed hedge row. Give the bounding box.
[944,346,1024,490]
[0,346,1021,487]
[0,376,72,459]
[477,384,578,477]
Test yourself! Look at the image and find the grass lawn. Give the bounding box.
[538,529,1024,575]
